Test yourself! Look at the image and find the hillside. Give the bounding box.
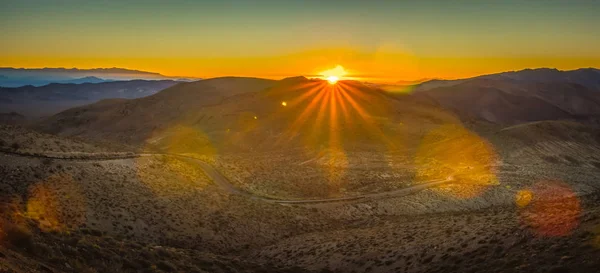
[34,76,470,200]
[34,74,600,200]
[37,77,277,145]
[37,77,452,147]
[0,126,319,272]
[414,69,600,124]
[4,114,600,273]
[416,68,600,92]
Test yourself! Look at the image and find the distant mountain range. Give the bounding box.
[413,68,600,124]
[0,79,181,117]
[415,68,600,91]
[0,67,199,87]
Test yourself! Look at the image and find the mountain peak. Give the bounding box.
[279,76,309,82]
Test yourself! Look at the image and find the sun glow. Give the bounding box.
[327,76,339,84]
[320,65,347,83]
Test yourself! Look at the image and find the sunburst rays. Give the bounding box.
[271,80,401,193]
[278,80,390,150]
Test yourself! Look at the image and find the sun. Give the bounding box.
[327,75,339,84]
[320,65,347,84]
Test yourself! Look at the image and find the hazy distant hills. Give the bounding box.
[415,68,600,124]
[416,68,600,92]
[0,67,198,87]
[487,68,600,90]
[0,80,181,117]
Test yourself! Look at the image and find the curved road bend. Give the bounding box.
[1,151,454,204]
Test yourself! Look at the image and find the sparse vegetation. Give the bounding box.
[2,77,600,273]
[2,222,34,251]
[10,142,20,150]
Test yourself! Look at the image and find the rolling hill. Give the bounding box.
[36,76,455,150]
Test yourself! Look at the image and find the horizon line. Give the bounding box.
[1,66,599,84]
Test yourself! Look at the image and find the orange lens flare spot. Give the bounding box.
[413,124,498,199]
[281,101,287,106]
[519,181,581,237]
[515,190,533,207]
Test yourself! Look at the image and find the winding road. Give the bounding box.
[1,150,455,204]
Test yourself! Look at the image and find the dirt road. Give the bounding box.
[1,151,455,204]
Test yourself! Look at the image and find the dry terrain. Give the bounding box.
[2,71,600,272]
[2,120,600,272]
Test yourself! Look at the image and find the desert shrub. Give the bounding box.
[541,155,559,164]
[42,158,53,165]
[563,155,580,166]
[155,247,172,258]
[69,259,98,273]
[32,242,52,256]
[10,142,20,150]
[88,229,103,237]
[157,261,177,272]
[122,258,143,270]
[3,222,34,250]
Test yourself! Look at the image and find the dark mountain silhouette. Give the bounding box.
[414,68,600,124]
[487,68,600,90]
[0,80,180,117]
[415,68,600,92]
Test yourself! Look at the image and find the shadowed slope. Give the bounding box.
[416,78,600,124]
[36,77,277,145]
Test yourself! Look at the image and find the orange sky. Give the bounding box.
[1,1,599,82]
[3,51,599,82]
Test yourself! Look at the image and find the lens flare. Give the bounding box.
[26,174,86,232]
[414,124,498,199]
[519,181,581,237]
[515,189,533,207]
